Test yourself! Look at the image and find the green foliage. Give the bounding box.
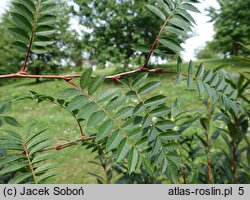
[73,0,161,66]
[0,102,21,128]
[195,42,220,60]
[179,72,250,184]
[140,0,199,56]
[30,70,181,177]
[208,0,250,56]
[232,43,250,65]
[86,96,200,184]
[0,0,78,81]
[0,125,59,184]
[175,57,242,114]
[0,13,24,78]
[9,0,58,55]
[73,0,198,66]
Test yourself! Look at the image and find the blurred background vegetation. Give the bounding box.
[0,0,249,183]
[0,0,249,77]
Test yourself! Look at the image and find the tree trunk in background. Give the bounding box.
[35,67,41,83]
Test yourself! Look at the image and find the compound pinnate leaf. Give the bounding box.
[216,78,226,91]
[87,111,106,127]
[165,26,189,38]
[203,70,213,83]
[115,106,133,120]
[8,172,32,184]
[169,17,192,31]
[9,0,58,57]
[116,139,130,162]
[133,102,145,116]
[138,81,160,95]
[88,75,106,95]
[188,60,194,75]
[146,4,166,21]
[29,141,54,155]
[150,107,170,117]
[0,161,28,176]
[31,48,48,54]
[128,147,139,174]
[12,2,34,21]
[37,170,59,183]
[80,68,93,89]
[96,120,114,142]
[11,41,28,52]
[14,0,36,13]
[66,95,88,111]
[0,155,26,166]
[106,130,122,152]
[11,12,32,32]
[196,63,205,78]
[210,73,219,87]
[4,116,22,127]
[132,73,148,88]
[157,0,171,14]
[142,158,155,177]
[34,163,59,174]
[155,120,175,131]
[159,38,183,52]
[197,80,204,95]
[144,95,167,107]
[97,88,121,102]
[8,27,30,42]
[179,3,200,13]
[187,77,194,88]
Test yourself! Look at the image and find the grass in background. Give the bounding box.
[0,58,249,183]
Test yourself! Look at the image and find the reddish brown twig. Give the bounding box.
[142,15,172,68]
[0,67,168,80]
[23,143,38,183]
[45,136,95,151]
[47,100,85,138]
[0,72,80,80]
[232,141,237,184]
[21,0,42,72]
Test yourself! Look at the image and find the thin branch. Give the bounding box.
[143,15,172,69]
[0,72,81,80]
[47,100,85,137]
[205,98,213,184]
[21,0,41,72]
[0,68,188,80]
[44,136,95,151]
[66,80,146,160]
[232,141,237,184]
[74,115,85,137]
[21,33,34,72]
[107,68,141,80]
[0,69,153,80]
[23,143,38,184]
